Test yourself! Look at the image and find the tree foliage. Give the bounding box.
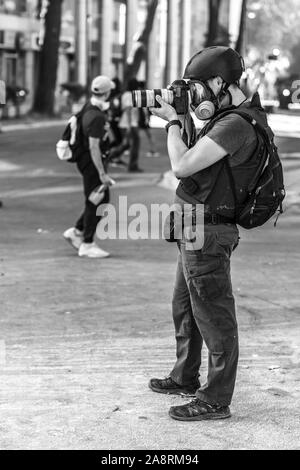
[247,0,300,60]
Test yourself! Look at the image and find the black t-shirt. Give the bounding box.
[206,113,257,167]
[175,112,258,205]
[77,102,108,170]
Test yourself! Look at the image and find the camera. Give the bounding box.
[130,80,190,115]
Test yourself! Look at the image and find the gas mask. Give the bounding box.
[189,80,228,121]
[91,95,111,111]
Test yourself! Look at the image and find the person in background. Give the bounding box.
[138,81,160,158]
[110,78,143,173]
[63,75,115,259]
[108,78,127,168]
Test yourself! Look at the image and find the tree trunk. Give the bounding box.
[235,0,248,54]
[123,0,158,88]
[33,0,63,115]
[205,0,223,47]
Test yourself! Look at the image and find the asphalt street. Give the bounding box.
[0,121,299,450]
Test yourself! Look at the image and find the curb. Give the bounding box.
[1,116,300,139]
[0,120,65,133]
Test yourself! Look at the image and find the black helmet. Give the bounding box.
[184,46,245,84]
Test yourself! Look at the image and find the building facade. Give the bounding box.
[0,0,39,115]
[0,0,76,115]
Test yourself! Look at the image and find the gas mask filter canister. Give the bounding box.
[189,81,217,121]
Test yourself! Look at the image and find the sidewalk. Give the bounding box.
[0,116,65,133]
[2,111,300,138]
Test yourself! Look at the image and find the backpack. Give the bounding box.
[220,109,286,229]
[166,99,285,244]
[56,104,88,163]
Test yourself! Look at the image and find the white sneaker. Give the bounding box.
[78,242,110,259]
[63,227,83,250]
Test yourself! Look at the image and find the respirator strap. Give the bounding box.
[219,82,230,104]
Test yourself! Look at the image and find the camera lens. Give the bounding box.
[131,89,174,108]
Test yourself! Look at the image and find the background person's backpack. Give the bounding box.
[222,109,286,229]
[56,104,87,163]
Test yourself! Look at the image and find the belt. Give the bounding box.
[204,213,235,225]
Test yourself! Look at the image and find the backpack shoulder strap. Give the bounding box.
[227,109,274,144]
[198,106,237,137]
[199,106,262,140]
[202,106,274,143]
[76,102,89,116]
[224,155,238,220]
[211,108,273,216]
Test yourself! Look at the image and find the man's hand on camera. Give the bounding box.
[150,95,178,122]
[100,173,115,187]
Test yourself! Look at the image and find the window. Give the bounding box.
[5,55,17,85]
[3,53,25,87]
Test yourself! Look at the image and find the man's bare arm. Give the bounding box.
[150,95,227,178]
[167,128,227,178]
[89,137,114,186]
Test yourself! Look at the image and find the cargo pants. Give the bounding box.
[170,223,240,407]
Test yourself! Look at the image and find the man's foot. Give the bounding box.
[149,377,199,396]
[169,399,231,421]
[63,227,83,250]
[78,242,110,259]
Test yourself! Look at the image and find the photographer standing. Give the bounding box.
[149,47,263,421]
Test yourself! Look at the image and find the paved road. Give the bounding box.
[0,126,299,450]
